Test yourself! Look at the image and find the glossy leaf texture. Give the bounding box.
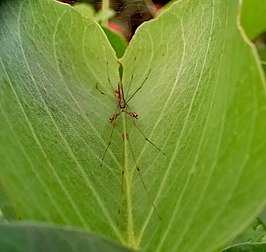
[0,0,266,252]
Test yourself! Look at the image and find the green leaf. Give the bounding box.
[120,2,266,250]
[0,184,17,220]
[95,9,116,24]
[1,1,266,252]
[73,1,128,58]
[73,2,96,19]
[223,242,266,252]
[227,219,266,246]
[0,222,132,252]
[0,0,122,243]
[258,47,266,74]
[241,0,266,39]
[102,27,128,58]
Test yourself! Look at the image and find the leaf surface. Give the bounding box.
[223,242,266,252]
[0,1,266,252]
[241,0,266,39]
[0,222,132,252]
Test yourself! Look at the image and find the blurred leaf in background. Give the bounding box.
[0,222,133,252]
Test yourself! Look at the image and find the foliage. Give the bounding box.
[0,0,266,251]
[0,222,132,252]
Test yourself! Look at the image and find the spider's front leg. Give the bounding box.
[109,112,121,123]
[127,111,138,119]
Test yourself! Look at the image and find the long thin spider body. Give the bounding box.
[109,81,138,123]
[96,61,164,224]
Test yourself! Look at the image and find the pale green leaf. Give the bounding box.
[95,9,116,23]
[73,2,95,19]
[0,0,266,252]
[120,2,266,250]
[0,0,123,244]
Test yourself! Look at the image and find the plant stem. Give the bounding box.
[102,0,109,26]
[143,0,157,17]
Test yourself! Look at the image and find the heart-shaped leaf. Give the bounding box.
[1,0,266,252]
